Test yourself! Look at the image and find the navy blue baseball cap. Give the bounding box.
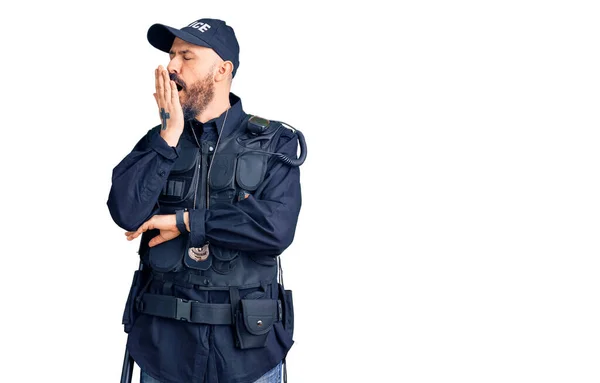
[147,18,240,78]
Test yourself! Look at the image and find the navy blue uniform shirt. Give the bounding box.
[107,93,301,383]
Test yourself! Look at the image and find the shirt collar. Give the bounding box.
[190,92,246,138]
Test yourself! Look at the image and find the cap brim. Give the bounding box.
[147,23,212,53]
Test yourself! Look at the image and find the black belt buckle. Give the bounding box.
[176,298,192,321]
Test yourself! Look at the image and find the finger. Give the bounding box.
[128,231,141,241]
[128,222,148,241]
[162,67,171,102]
[126,230,140,241]
[148,235,166,248]
[170,80,179,104]
[157,67,164,106]
[137,222,149,236]
[155,68,160,105]
[141,219,156,233]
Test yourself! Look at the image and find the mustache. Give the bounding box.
[169,73,186,89]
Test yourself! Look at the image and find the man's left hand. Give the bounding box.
[125,214,180,247]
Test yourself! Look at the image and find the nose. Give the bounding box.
[167,58,180,75]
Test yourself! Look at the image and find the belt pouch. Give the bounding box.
[235,298,277,349]
[278,283,294,338]
[122,270,143,333]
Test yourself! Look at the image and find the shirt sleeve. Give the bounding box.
[107,126,180,231]
[188,128,302,256]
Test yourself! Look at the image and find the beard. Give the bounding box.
[171,71,215,121]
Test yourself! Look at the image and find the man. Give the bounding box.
[107,17,304,383]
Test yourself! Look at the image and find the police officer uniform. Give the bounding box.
[107,18,305,383]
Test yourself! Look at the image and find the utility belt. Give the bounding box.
[136,293,283,325]
[122,268,294,350]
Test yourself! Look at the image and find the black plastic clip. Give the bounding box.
[176,298,192,322]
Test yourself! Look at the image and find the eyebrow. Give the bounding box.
[169,49,196,56]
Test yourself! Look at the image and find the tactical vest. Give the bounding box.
[143,114,286,289]
[121,114,297,383]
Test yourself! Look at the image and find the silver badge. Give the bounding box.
[188,243,210,262]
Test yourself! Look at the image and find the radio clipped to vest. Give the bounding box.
[246,115,307,167]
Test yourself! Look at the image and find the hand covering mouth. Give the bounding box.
[170,74,185,92]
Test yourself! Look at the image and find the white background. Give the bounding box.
[1,1,599,382]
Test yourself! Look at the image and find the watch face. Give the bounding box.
[188,244,210,262]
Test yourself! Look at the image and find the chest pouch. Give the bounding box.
[158,147,200,205]
[235,131,275,192]
[236,153,268,191]
[148,234,188,272]
[211,246,240,275]
[209,153,237,190]
[184,248,213,271]
[208,153,238,205]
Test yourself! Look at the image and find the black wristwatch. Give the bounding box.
[175,209,188,234]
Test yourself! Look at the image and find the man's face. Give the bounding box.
[167,37,221,120]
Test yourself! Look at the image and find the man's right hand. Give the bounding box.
[154,65,184,147]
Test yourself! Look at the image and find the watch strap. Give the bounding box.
[175,209,188,234]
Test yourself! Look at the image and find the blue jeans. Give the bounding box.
[140,361,282,383]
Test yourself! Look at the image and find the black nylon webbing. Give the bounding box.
[161,180,185,198]
[138,293,283,326]
[139,293,232,324]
